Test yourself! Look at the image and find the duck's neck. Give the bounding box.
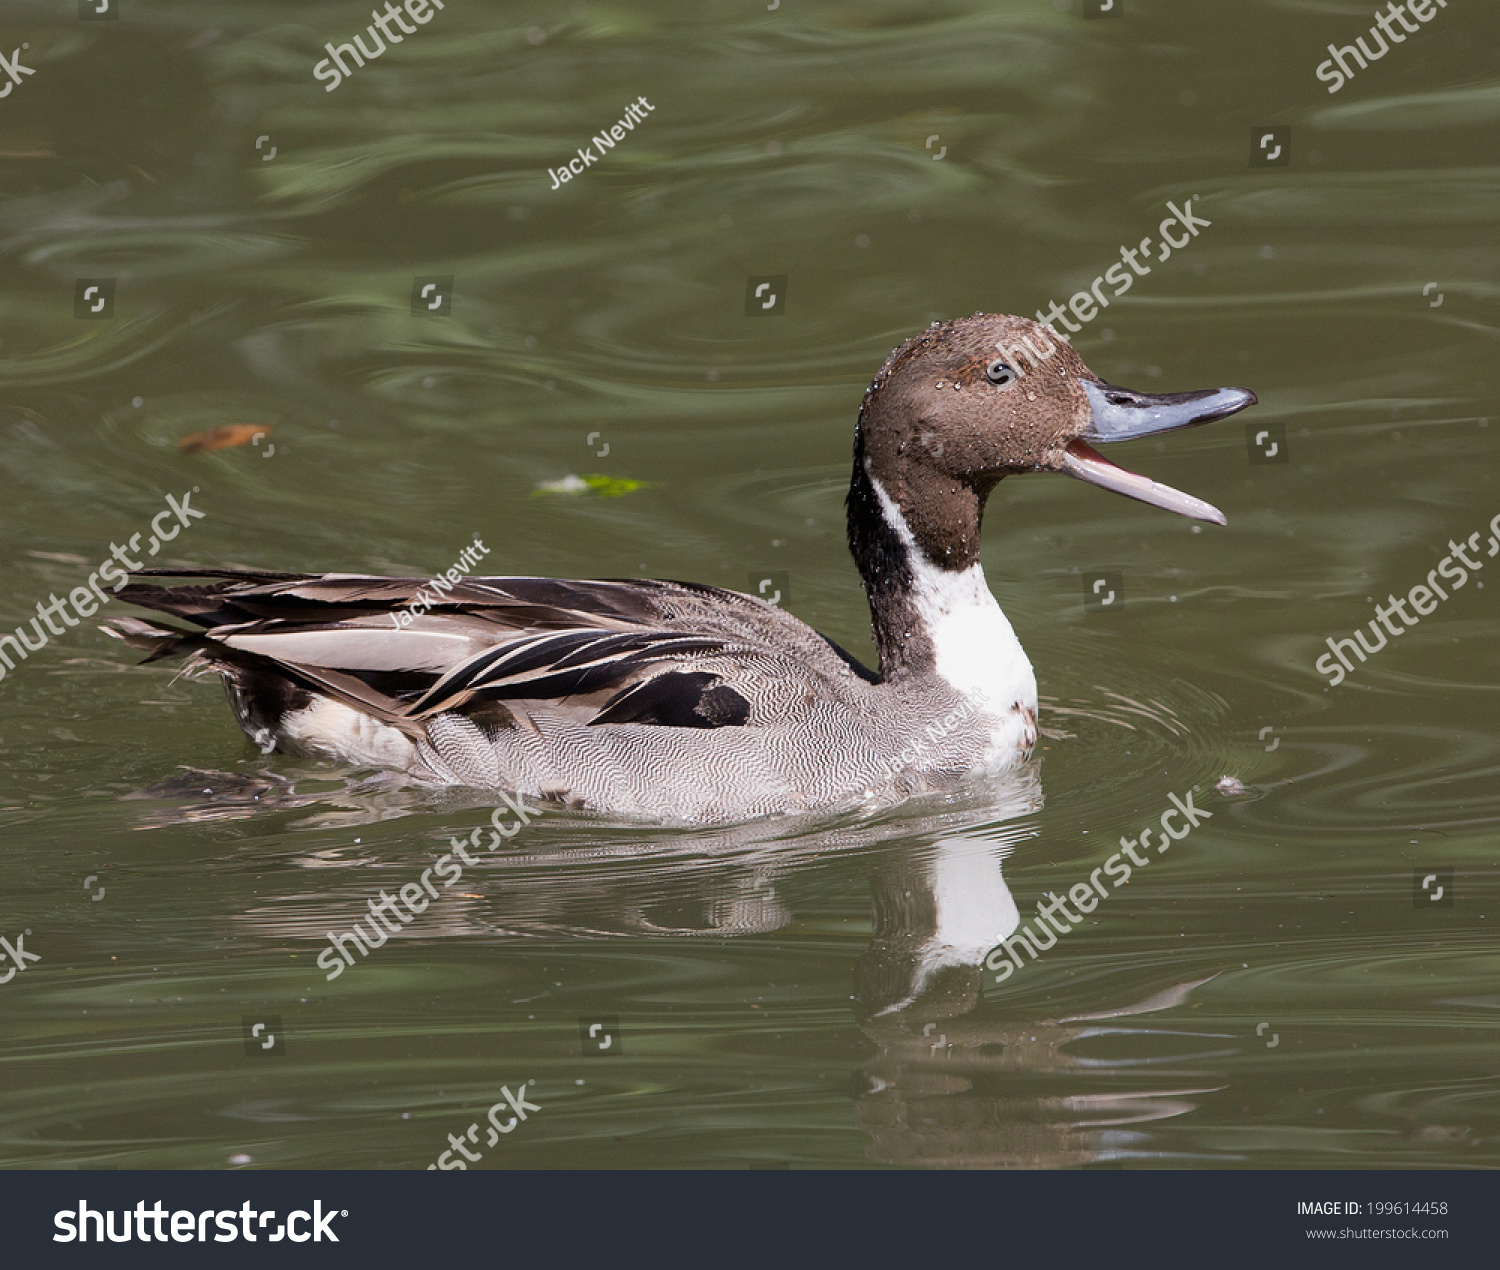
[846,435,1036,712]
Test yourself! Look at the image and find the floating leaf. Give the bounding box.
[178,424,272,454]
[532,473,647,497]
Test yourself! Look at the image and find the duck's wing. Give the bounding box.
[107,569,876,738]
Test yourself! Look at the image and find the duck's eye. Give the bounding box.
[985,360,1017,387]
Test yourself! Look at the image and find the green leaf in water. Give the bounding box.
[533,474,648,497]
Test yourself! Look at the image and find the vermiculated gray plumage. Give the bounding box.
[107,571,1016,822]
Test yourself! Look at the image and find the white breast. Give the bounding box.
[910,558,1036,716]
[870,477,1038,731]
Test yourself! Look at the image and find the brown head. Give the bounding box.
[850,313,1257,575]
[845,314,1256,677]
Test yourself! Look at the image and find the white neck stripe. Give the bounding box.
[868,475,1037,715]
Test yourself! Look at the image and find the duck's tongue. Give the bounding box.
[1060,439,1226,526]
[1059,379,1259,525]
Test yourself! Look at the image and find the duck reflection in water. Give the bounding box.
[853,832,1231,1168]
[200,768,1230,1167]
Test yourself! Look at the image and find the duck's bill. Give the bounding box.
[1081,380,1258,442]
[1060,439,1227,525]
[1059,379,1258,525]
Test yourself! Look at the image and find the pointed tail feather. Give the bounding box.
[100,616,204,663]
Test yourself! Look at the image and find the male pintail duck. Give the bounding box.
[106,315,1255,823]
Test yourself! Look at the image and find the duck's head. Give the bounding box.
[853,313,1257,570]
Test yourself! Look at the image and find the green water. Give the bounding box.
[1,0,1497,1169]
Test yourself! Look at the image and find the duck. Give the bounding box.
[104,314,1255,823]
